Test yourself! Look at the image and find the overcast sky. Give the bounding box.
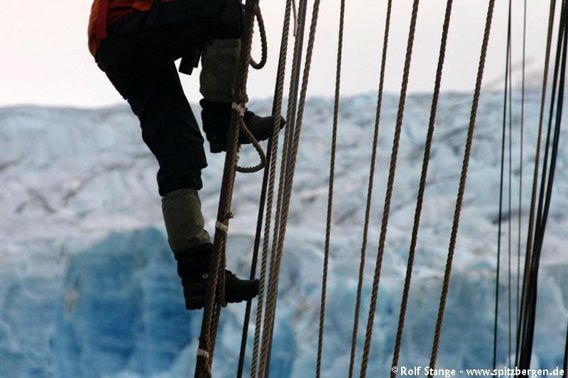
[0,0,556,108]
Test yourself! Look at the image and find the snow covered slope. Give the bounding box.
[0,92,566,377]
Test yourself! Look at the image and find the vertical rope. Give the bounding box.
[255,0,308,372]
[390,1,454,376]
[516,0,527,359]
[260,0,322,367]
[522,2,567,366]
[247,0,294,376]
[359,1,421,377]
[258,0,321,373]
[519,0,567,368]
[428,0,496,374]
[194,0,264,374]
[236,2,293,376]
[494,2,512,365]
[515,0,557,366]
[347,2,393,377]
[345,0,394,376]
[315,0,345,375]
[236,136,270,377]
[506,0,514,365]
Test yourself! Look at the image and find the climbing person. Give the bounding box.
[88,0,283,309]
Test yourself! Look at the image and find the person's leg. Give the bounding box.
[200,39,241,102]
[95,8,258,309]
[97,47,210,243]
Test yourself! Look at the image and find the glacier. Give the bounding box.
[0,92,567,377]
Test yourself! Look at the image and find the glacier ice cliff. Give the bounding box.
[0,93,567,377]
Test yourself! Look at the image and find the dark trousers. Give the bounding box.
[96,0,240,195]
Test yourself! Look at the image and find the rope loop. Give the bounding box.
[234,112,267,173]
[230,99,267,173]
[236,120,267,173]
[251,5,268,70]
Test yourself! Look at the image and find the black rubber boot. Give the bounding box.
[176,243,259,310]
[200,99,285,153]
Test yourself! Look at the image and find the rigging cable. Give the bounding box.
[518,0,567,369]
[257,0,323,373]
[515,0,557,367]
[248,0,299,376]
[516,0,527,357]
[193,0,269,375]
[235,0,294,375]
[254,0,309,373]
[507,0,514,365]
[360,0,420,378]
[347,1,393,377]
[316,0,345,375]
[428,0,496,374]
[390,0,455,376]
[493,0,512,367]
[359,1,421,376]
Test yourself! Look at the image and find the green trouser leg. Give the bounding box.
[199,39,241,102]
[162,188,211,258]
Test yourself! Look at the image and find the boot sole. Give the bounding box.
[185,288,259,310]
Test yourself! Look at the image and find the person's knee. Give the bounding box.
[151,100,207,195]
